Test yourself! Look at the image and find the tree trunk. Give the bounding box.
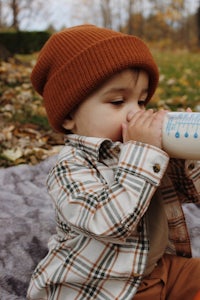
[100,0,112,28]
[11,0,19,30]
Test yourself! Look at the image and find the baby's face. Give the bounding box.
[63,69,149,142]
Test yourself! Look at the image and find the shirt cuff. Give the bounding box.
[118,141,169,186]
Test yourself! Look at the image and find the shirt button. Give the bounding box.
[114,146,120,154]
[177,251,189,258]
[153,163,161,173]
[182,252,187,257]
[188,163,195,170]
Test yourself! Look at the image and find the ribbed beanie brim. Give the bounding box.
[31,24,159,133]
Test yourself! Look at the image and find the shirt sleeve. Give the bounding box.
[47,141,169,243]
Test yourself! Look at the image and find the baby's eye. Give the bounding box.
[138,100,146,107]
[111,99,124,106]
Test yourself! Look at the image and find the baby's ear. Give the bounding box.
[62,116,75,131]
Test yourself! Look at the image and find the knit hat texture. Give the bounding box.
[31,24,159,133]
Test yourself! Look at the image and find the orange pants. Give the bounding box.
[134,254,200,300]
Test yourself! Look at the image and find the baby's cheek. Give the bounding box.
[112,126,123,142]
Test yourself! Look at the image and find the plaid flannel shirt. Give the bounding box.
[27,135,200,300]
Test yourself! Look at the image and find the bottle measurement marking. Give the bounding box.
[165,113,200,139]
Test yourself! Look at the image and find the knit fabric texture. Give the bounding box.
[31,24,159,133]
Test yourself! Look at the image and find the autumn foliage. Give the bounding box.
[0,58,64,167]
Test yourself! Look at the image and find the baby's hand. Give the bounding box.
[122,109,167,149]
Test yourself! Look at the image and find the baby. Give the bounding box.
[27,24,200,300]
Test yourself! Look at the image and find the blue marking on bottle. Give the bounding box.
[184,132,189,138]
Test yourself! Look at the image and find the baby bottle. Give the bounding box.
[162,112,200,160]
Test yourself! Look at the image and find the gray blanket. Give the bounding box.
[0,155,200,300]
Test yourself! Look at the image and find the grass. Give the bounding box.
[150,50,200,111]
[12,109,50,130]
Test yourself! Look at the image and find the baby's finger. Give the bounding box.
[127,110,144,124]
[133,109,154,128]
[148,110,166,128]
[128,109,154,127]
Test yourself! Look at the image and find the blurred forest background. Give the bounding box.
[0,0,200,167]
[0,0,200,47]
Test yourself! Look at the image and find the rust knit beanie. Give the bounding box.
[31,24,159,133]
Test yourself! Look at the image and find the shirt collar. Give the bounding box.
[65,134,121,160]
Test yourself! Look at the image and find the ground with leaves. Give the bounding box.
[0,50,200,167]
[0,58,64,167]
